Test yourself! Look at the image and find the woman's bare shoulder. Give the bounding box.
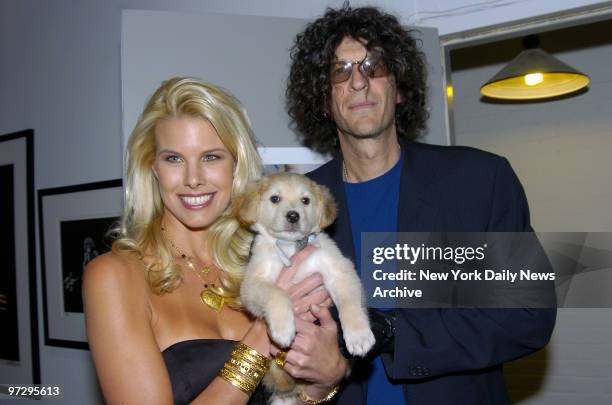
[83,254,173,404]
[84,251,149,296]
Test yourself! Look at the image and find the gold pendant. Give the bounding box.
[201,266,211,274]
[200,289,224,312]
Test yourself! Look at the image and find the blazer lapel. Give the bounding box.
[308,156,362,404]
[321,141,440,263]
[325,156,357,263]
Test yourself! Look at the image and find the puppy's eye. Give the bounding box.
[301,197,310,205]
[270,195,281,204]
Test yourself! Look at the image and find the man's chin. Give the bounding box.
[342,129,384,140]
[338,121,397,141]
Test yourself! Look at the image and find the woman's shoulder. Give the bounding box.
[83,251,156,328]
[84,251,149,296]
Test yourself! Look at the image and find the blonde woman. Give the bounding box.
[84,77,347,404]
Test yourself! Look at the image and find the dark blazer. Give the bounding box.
[307,140,556,405]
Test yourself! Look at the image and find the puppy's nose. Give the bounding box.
[286,211,300,224]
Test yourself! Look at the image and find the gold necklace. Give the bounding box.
[164,233,211,276]
[343,143,402,182]
[161,226,225,312]
[342,160,350,182]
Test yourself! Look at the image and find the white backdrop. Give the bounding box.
[121,9,448,168]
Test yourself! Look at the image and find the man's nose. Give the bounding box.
[349,64,368,91]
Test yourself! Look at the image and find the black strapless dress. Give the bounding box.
[162,339,270,405]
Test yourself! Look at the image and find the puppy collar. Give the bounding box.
[274,233,318,267]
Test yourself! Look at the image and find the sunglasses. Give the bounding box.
[330,53,389,84]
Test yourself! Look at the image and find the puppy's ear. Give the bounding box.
[232,180,262,225]
[312,181,337,230]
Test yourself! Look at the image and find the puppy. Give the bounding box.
[234,172,375,404]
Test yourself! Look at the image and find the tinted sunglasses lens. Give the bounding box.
[331,62,352,83]
[362,57,388,78]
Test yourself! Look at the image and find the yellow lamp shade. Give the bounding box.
[480,48,590,100]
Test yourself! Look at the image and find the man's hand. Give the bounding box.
[275,246,332,322]
[271,305,347,392]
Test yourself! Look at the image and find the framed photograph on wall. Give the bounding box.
[0,129,39,384]
[258,146,329,175]
[38,179,123,350]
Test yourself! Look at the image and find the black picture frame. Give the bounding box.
[38,179,122,350]
[0,129,39,384]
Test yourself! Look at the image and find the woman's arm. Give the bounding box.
[84,253,271,405]
[84,254,174,405]
[190,320,271,405]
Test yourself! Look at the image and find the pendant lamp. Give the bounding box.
[480,35,590,100]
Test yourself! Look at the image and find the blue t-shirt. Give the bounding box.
[344,153,404,405]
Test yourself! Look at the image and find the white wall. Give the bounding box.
[119,10,446,155]
[450,21,612,232]
[451,19,612,405]
[411,0,608,34]
[1,0,607,403]
[2,0,605,188]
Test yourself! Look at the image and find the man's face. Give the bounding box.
[329,36,401,142]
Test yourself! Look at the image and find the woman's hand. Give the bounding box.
[271,305,347,393]
[239,318,271,360]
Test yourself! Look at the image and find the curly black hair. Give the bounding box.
[286,4,428,155]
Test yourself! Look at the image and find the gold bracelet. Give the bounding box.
[226,359,267,382]
[232,346,270,369]
[218,342,271,396]
[219,367,258,394]
[219,362,259,394]
[232,344,270,368]
[234,342,269,361]
[232,342,271,371]
[227,356,267,380]
[299,385,340,404]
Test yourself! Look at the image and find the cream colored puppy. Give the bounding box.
[234,172,375,403]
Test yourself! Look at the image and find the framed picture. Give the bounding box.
[38,179,123,350]
[258,146,329,175]
[0,129,39,384]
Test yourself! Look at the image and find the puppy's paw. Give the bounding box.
[270,394,298,405]
[343,327,376,357]
[267,307,296,348]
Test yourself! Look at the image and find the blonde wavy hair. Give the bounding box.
[113,77,262,307]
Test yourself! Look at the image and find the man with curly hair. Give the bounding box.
[287,4,556,405]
